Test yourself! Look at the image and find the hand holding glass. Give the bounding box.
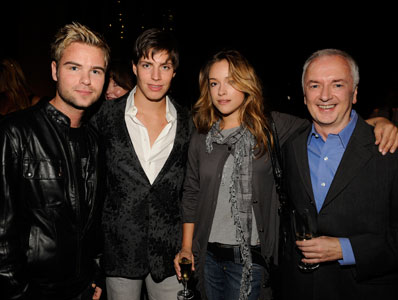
[292,208,320,272]
[177,257,194,299]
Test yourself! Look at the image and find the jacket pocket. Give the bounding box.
[23,158,64,180]
[22,159,65,207]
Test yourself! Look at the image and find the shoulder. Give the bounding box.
[170,97,191,118]
[93,96,127,125]
[270,111,310,145]
[0,104,42,130]
[270,111,308,130]
[99,96,127,113]
[189,129,206,147]
[351,116,378,146]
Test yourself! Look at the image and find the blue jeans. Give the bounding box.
[204,250,264,300]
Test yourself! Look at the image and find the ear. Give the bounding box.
[352,86,358,104]
[304,96,307,105]
[132,64,137,76]
[172,72,176,78]
[51,61,58,81]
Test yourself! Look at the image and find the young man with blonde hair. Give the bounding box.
[0,22,110,300]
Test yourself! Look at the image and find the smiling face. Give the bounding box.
[132,49,175,103]
[303,55,358,139]
[51,42,106,113]
[209,59,245,127]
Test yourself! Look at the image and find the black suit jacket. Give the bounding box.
[281,116,398,300]
[92,93,192,282]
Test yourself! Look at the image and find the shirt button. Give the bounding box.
[321,182,326,187]
[324,156,328,161]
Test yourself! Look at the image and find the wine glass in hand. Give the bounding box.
[292,208,319,272]
[177,257,194,299]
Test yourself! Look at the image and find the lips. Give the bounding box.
[148,84,163,91]
[75,89,93,96]
[318,104,336,109]
[217,99,230,105]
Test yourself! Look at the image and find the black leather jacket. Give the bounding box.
[0,101,103,300]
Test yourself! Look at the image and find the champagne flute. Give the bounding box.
[292,208,319,272]
[177,257,194,300]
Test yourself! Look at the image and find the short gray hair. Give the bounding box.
[302,48,359,91]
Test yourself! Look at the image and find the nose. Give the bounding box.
[218,83,226,96]
[105,86,112,99]
[320,85,332,101]
[151,67,161,81]
[80,71,91,86]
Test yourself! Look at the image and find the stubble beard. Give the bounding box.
[57,82,98,111]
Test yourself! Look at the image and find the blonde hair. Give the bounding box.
[51,22,110,68]
[193,50,273,155]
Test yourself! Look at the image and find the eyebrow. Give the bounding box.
[140,59,173,66]
[307,79,346,84]
[63,61,105,72]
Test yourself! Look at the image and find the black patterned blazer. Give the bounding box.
[92,93,192,282]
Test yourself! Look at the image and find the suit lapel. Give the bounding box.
[152,100,191,186]
[113,96,150,182]
[321,118,374,211]
[292,127,316,207]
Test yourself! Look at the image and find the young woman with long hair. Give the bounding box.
[173,49,308,300]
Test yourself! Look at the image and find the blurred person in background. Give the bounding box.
[0,57,41,116]
[104,59,135,100]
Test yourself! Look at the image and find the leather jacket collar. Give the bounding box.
[44,101,71,128]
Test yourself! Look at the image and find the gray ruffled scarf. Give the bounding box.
[206,121,256,300]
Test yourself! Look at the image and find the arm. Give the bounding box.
[366,117,398,154]
[174,132,201,279]
[174,223,195,279]
[271,111,310,146]
[0,127,28,299]
[298,158,398,280]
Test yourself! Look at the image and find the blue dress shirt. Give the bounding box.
[307,110,358,265]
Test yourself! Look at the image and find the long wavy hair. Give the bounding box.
[0,58,33,114]
[193,49,273,156]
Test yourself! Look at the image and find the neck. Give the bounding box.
[313,121,350,141]
[134,90,167,115]
[49,97,84,128]
[221,116,241,130]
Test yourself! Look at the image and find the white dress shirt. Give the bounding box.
[125,87,177,184]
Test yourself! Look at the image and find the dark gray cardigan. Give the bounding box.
[182,111,308,298]
[93,93,192,282]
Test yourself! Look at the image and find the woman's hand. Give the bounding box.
[174,248,195,280]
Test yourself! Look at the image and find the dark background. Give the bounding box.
[1,1,397,119]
